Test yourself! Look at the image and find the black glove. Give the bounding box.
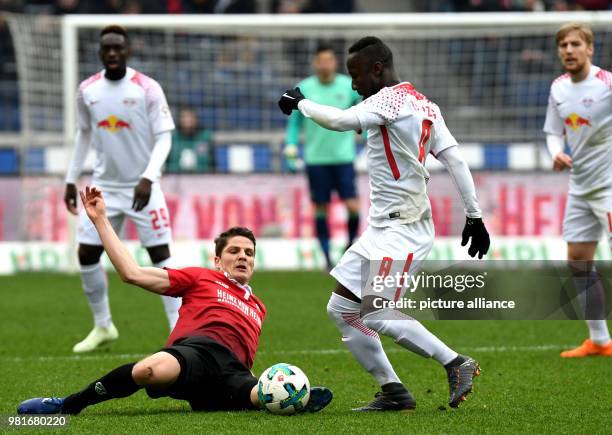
[278,87,305,115]
[461,217,490,259]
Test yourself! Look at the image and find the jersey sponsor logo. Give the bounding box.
[217,288,262,327]
[123,98,137,107]
[563,113,591,131]
[97,115,131,132]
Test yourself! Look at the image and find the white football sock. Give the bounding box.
[153,257,181,330]
[586,320,611,345]
[574,270,610,345]
[80,262,111,328]
[363,309,458,366]
[327,293,401,386]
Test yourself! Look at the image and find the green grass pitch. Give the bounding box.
[1,272,610,433]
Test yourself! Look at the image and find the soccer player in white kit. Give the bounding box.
[64,26,181,353]
[279,37,490,410]
[543,23,612,358]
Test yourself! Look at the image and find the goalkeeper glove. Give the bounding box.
[461,217,490,259]
[278,87,305,115]
[284,144,299,173]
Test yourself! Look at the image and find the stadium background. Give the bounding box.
[1,2,612,432]
[0,3,611,272]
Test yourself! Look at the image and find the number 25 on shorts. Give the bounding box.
[149,208,170,230]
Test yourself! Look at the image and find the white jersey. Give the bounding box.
[349,82,458,226]
[77,67,175,190]
[543,65,612,197]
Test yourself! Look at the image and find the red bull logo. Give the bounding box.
[564,113,591,131]
[97,115,131,132]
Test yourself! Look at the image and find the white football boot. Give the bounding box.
[72,323,118,353]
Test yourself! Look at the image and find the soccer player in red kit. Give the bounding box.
[17,187,332,415]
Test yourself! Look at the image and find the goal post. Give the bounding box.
[5,11,612,152]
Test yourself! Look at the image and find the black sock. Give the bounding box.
[62,363,139,414]
[444,355,467,371]
[347,212,359,246]
[315,212,330,266]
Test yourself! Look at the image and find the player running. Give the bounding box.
[279,36,490,411]
[17,187,332,415]
[543,23,612,358]
[64,25,180,353]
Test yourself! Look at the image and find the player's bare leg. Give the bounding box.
[73,243,118,353]
[561,242,612,357]
[17,352,180,415]
[147,244,181,330]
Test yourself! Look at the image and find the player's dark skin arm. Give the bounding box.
[132,177,153,211]
[64,183,78,215]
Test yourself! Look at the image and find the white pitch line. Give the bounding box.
[0,344,570,363]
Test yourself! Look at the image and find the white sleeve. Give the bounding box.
[543,91,564,136]
[546,134,564,157]
[76,87,90,131]
[436,145,482,218]
[141,131,172,182]
[430,113,458,157]
[146,81,175,135]
[297,99,362,131]
[66,87,93,183]
[65,128,92,184]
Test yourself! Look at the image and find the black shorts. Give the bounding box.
[145,336,258,411]
[306,163,357,204]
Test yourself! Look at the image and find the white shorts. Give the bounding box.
[77,185,173,248]
[563,191,612,249]
[330,218,434,301]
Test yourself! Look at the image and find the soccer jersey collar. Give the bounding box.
[223,271,253,298]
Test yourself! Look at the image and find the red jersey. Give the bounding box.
[163,267,266,368]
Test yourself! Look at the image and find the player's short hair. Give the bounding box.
[348,36,393,67]
[100,25,129,43]
[556,23,593,46]
[214,227,256,256]
[315,42,336,56]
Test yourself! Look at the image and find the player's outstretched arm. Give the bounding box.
[436,146,490,259]
[278,87,360,132]
[79,186,171,294]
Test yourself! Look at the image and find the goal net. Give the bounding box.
[6,12,612,152]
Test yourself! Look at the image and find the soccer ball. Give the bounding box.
[257,363,310,415]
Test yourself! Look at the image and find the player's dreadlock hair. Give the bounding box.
[214,227,257,256]
[348,36,393,68]
[100,25,129,43]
